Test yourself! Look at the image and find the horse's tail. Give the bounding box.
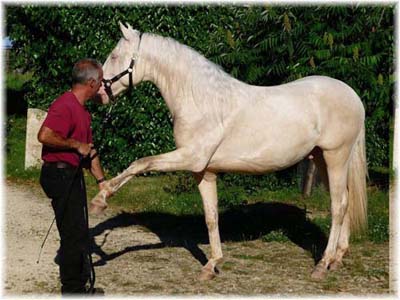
[347,124,368,235]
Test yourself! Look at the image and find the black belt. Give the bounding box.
[43,161,77,169]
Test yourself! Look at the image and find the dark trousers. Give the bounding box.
[40,164,90,294]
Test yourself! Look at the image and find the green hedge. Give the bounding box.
[6,5,393,184]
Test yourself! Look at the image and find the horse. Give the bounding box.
[90,22,367,281]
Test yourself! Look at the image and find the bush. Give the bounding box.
[6,71,31,116]
[6,5,393,191]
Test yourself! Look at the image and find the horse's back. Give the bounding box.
[207,76,364,173]
[273,75,362,111]
[291,75,363,113]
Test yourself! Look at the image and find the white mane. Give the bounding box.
[144,33,229,81]
[141,33,248,117]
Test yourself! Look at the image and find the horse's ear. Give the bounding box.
[119,21,131,40]
[119,21,139,41]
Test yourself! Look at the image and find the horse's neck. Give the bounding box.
[141,34,243,122]
[140,35,190,116]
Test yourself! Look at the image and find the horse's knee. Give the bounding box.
[185,153,211,173]
[189,160,208,173]
[205,217,217,231]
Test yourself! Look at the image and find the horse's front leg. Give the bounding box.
[89,148,208,214]
[194,171,223,281]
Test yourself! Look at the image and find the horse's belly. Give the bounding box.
[206,158,286,174]
[205,94,321,174]
[208,137,316,174]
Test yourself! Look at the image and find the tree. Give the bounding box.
[6,4,393,181]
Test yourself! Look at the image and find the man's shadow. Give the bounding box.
[88,202,328,268]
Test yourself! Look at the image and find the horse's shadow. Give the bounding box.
[89,202,327,267]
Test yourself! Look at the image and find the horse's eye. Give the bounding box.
[111,54,118,60]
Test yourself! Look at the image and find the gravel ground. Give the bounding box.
[4,180,392,297]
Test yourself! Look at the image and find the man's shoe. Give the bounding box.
[54,250,61,265]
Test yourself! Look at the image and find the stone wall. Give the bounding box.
[24,108,47,169]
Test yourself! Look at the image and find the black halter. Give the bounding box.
[102,33,143,103]
[102,58,135,103]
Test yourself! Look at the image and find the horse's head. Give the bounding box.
[101,22,142,104]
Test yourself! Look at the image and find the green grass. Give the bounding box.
[86,175,206,215]
[91,176,388,243]
[6,116,41,182]
[7,116,389,244]
[367,186,390,243]
[262,230,290,243]
[232,254,265,261]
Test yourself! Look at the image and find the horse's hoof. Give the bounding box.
[198,268,216,281]
[311,264,327,281]
[89,202,107,216]
[329,260,343,271]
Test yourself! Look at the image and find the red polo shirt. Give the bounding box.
[41,91,93,167]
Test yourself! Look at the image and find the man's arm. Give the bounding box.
[37,125,92,156]
[89,148,107,188]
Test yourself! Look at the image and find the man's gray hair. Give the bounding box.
[72,58,102,85]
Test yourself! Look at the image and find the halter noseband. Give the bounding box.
[102,58,135,103]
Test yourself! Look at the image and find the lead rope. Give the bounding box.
[81,167,96,294]
[85,103,116,294]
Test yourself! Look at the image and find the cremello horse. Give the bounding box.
[90,23,367,281]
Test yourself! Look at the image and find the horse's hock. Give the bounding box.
[25,108,47,169]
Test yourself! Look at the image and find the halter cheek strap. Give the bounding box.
[102,33,143,103]
[102,58,135,103]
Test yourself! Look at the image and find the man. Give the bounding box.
[38,58,107,294]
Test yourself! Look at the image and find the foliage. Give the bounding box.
[6,71,32,116]
[209,5,393,170]
[6,5,237,175]
[6,4,393,185]
[5,72,32,90]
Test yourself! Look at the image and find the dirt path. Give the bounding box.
[4,181,391,296]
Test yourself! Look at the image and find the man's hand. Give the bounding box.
[99,181,107,190]
[76,142,93,157]
[38,125,93,156]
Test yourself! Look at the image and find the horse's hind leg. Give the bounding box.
[312,146,350,270]
[312,147,329,191]
[311,146,352,280]
[194,171,223,281]
[329,212,350,271]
